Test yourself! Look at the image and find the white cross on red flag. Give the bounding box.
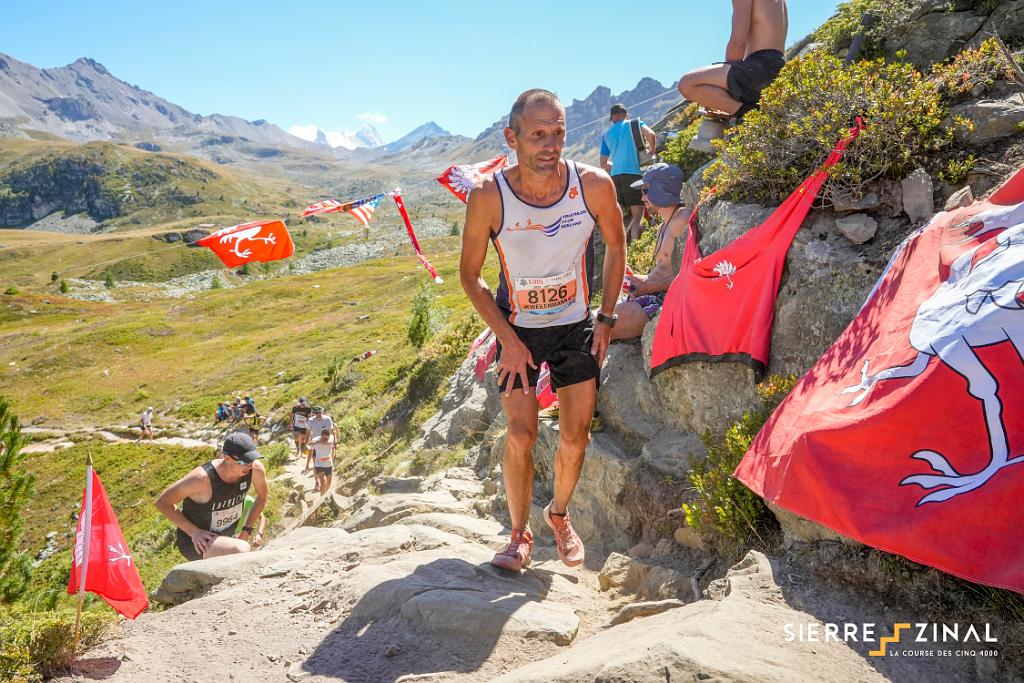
[67,468,149,619]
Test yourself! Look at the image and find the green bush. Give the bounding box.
[940,153,976,185]
[102,271,115,289]
[626,223,659,274]
[812,0,917,58]
[407,282,443,348]
[3,286,19,295]
[682,375,797,557]
[210,274,222,290]
[708,52,958,202]
[50,272,59,283]
[58,279,69,294]
[0,606,113,680]
[659,103,711,181]
[258,441,289,472]
[0,397,34,603]
[931,37,1016,103]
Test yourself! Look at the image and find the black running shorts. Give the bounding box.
[495,315,600,392]
[314,466,333,476]
[613,173,643,208]
[725,49,785,107]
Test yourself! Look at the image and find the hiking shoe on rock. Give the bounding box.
[544,502,585,567]
[491,528,533,571]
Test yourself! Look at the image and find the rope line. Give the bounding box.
[50,86,683,277]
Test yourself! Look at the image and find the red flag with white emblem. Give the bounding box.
[436,155,508,204]
[67,467,149,619]
[735,166,1024,592]
[197,220,294,268]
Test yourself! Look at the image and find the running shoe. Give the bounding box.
[490,528,533,571]
[543,502,585,567]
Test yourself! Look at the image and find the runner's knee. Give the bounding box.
[506,421,538,450]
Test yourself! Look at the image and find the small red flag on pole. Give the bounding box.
[68,458,149,622]
[197,220,294,269]
[391,190,443,284]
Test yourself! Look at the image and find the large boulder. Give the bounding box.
[950,96,1024,146]
[415,338,500,448]
[884,5,986,68]
[495,551,894,683]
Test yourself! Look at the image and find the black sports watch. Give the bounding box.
[241,526,254,534]
[595,311,618,327]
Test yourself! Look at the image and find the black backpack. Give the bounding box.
[629,118,652,167]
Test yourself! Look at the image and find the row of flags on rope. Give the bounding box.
[194,155,510,284]
[64,156,514,625]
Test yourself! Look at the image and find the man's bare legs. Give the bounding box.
[501,390,540,531]
[678,64,741,115]
[550,379,596,514]
[202,536,250,559]
[626,205,644,242]
[610,300,650,341]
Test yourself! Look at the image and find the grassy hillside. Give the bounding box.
[0,138,297,231]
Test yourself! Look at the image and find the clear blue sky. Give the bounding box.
[1,0,840,142]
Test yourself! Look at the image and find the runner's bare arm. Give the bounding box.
[578,164,626,365]
[460,178,536,393]
[239,462,268,540]
[728,0,754,61]
[155,468,206,537]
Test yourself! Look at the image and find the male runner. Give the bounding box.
[677,0,788,119]
[291,397,312,458]
[310,427,336,494]
[155,432,268,561]
[139,407,154,441]
[460,89,626,571]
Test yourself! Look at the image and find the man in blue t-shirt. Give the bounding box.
[600,103,656,243]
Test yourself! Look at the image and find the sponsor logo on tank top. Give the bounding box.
[509,209,589,238]
[569,186,579,199]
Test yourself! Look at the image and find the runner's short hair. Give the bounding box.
[508,89,562,134]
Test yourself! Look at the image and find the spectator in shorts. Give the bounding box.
[600,103,656,243]
[610,164,690,340]
[677,0,788,120]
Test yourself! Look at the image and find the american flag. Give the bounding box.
[302,199,349,217]
[346,194,384,226]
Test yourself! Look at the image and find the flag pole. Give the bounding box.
[72,451,94,659]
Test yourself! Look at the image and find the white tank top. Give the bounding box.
[492,161,596,328]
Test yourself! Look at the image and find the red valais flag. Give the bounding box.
[735,166,1024,592]
[197,220,294,268]
[67,468,149,619]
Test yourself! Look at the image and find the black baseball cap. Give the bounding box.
[609,103,627,120]
[222,432,261,463]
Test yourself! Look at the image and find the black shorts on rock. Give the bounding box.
[725,49,785,112]
[175,528,235,562]
[495,315,600,393]
[613,173,643,208]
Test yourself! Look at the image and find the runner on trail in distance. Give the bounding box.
[460,88,626,571]
[291,397,312,458]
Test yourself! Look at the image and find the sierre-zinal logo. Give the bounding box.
[784,622,999,658]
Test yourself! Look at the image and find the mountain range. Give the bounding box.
[0,51,681,165]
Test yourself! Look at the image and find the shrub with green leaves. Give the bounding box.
[407,281,443,348]
[102,271,115,289]
[812,0,917,58]
[659,103,712,181]
[58,279,69,294]
[0,397,34,603]
[626,223,659,274]
[0,605,112,680]
[931,37,1016,103]
[682,375,797,557]
[3,286,19,295]
[709,52,956,202]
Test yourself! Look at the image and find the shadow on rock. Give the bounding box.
[303,557,576,681]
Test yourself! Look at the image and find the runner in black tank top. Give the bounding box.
[157,433,268,561]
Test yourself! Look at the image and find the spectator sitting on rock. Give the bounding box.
[677,0,788,121]
[608,164,691,341]
[215,402,229,423]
